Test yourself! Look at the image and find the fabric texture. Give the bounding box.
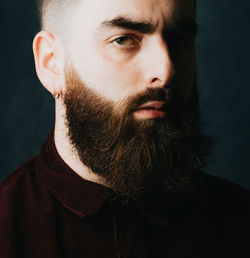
[1,131,250,258]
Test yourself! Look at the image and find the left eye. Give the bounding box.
[112,36,138,47]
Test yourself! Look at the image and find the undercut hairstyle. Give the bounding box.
[36,0,196,33]
[36,0,82,34]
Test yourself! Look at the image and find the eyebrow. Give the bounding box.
[100,16,156,34]
[99,16,198,35]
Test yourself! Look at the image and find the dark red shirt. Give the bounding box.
[1,132,250,257]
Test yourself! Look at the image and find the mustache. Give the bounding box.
[124,87,169,110]
[119,86,184,117]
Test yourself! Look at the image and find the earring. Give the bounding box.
[52,88,62,99]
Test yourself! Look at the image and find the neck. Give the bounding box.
[54,100,107,186]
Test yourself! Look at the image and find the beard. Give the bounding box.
[63,67,211,202]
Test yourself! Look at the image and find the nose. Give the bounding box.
[142,35,174,88]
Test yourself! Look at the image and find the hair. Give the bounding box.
[36,0,196,33]
[36,0,82,34]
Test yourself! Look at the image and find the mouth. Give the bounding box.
[132,101,167,120]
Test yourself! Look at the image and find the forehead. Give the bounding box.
[72,0,195,31]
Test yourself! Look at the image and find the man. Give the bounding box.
[0,0,249,257]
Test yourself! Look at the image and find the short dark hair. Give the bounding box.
[36,0,196,33]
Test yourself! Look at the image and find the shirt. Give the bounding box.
[1,131,250,258]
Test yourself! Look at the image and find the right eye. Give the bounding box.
[111,35,140,48]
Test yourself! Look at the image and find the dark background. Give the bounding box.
[1,0,250,188]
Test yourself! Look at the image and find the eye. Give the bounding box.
[112,35,139,47]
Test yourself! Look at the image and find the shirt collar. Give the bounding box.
[36,130,112,218]
[35,131,203,223]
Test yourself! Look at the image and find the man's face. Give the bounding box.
[62,0,202,201]
[65,0,197,107]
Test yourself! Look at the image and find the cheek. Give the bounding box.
[174,50,196,100]
[67,25,141,101]
[95,64,142,101]
[77,47,142,101]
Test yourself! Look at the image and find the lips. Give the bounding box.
[136,101,166,110]
[133,101,167,120]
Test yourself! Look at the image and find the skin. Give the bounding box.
[33,0,196,186]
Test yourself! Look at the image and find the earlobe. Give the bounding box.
[33,31,63,94]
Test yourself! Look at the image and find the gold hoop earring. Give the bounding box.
[52,89,61,99]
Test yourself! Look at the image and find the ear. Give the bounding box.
[33,31,64,95]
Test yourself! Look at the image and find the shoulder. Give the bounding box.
[0,156,42,216]
[0,156,37,192]
[199,173,250,210]
[198,174,250,244]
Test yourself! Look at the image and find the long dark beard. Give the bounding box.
[63,68,211,202]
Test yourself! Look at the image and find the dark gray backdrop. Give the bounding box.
[1,0,250,188]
